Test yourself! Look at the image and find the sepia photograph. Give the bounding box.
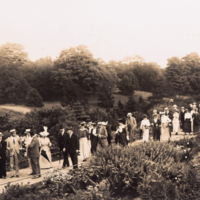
[0,0,200,199]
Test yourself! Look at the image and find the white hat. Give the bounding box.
[0,132,3,136]
[10,129,16,133]
[127,113,132,117]
[164,107,168,110]
[98,122,102,125]
[25,129,31,133]
[101,122,108,126]
[40,131,49,137]
[173,105,177,108]
[159,112,165,115]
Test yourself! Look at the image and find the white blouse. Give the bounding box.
[140,119,150,129]
[161,115,171,124]
[184,113,192,120]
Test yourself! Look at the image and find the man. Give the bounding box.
[28,133,41,179]
[6,129,21,178]
[180,107,185,130]
[78,122,89,162]
[97,122,108,148]
[164,107,173,137]
[63,125,80,169]
[58,125,69,168]
[90,122,98,154]
[125,113,137,142]
[24,129,32,172]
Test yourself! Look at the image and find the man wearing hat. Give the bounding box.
[78,122,89,162]
[125,113,137,142]
[28,132,41,179]
[63,125,80,169]
[6,129,22,177]
[58,125,69,168]
[0,132,7,179]
[90,122,98,154]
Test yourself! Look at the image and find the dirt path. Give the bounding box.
[0,105,31,114]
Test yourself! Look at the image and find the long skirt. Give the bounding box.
[143,128,149,142]
[160,124,170,142]
[184,119,191,133]
[80,137,88,160]
[153,128,160,141]
[40,146,52,169]
[173,121,179,133]
[119,132,127,146]
[0,158,6,178]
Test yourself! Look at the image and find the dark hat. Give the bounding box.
[118,118,123,123]
[143,114,148,118]
[66,125,73,130]
[80,122,86,126]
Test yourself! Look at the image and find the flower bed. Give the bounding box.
[1,134,200,200]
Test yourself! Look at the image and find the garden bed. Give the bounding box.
[1,133,200,200]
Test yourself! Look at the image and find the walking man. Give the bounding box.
[63,125,80,169]
[125,113,137,142]
[6,129,21,178]
[28,133,41,179]
[58,125,69,168]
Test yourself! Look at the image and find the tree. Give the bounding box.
[125,92,137,113]
[98,86,115,108]
[25,88,44,107]
[117,72,139,95]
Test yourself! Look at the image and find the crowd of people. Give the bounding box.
[0,101,199,179]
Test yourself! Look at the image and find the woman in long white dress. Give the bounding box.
[140,114,150,142]
[39,126,52,169]
[172,110,180,135]
[160,112,171,142]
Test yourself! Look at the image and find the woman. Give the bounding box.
[151,114,161,141]
[115,119,128,146]
[90,123,98,154]
[140,114,150,142]
[192,108,200,133]
[173,110,180,135]
[0,132,7,178]
[160,112,171,142]
[184,109,192,135]
[39,126,52,169]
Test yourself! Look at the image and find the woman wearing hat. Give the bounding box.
[192,108,200,133]
[0,132,7,178]
[90,123,98,154]
[184,109,192,135]
[115,119,128,146]
[172,110,180,135]
[140,114,150,142]
[39,126,52,169]
[160,112,171,142]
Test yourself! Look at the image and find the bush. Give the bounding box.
[25,88,44,107]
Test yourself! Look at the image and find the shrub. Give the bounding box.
[25,88,44,107]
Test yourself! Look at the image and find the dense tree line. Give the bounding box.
[1,42,200,108]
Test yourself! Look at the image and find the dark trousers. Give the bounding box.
[0,158,6,178]
[30,157,40,175]
[62,150,69,167]
[91,136,98,154]
[69,153,78,169]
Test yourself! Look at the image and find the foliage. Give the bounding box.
[25,88,44,107]
[125,92,137,113]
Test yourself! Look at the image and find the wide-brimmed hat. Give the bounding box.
[80,122,86,126]
[160,112,165,115]
[127,113,132,117]
[98,122,102,125]
[101,121,108,126]
[92,122,97,126]
[164,107,168,111]
[40,131,49,137]
[0,132,3,137]
[10,129,16,133]
[173,105,177,108]
[143,114,148,118]
[25,129,31,133]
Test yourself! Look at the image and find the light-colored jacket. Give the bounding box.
[6,135,22,156]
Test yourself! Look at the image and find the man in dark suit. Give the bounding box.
[28,133,41,179]
[63,125,80,169]
[58,126,69,168]
[164,107,173,136]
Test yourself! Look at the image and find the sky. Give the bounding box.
[0,0,200,68]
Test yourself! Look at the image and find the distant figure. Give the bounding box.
[6,129,22,178]
[78,122,89,162]
[0,132,7,179]
[125,113,137,142]
[140,114,150,142]
[28,133,41,179]
[192,108,199,133]
[97,122,108,148]
[90,123,98,154]
[160,113,171,142]
[39,126,52,169]
[184,109,192,135]
[164,107,173,137]
[151,114,161,141]
[115,119,128,146]
[173,110,180,135]
[63,125,80,169]
[58,125,69,168]
[24,129,32,172]
[180,107,185,130]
